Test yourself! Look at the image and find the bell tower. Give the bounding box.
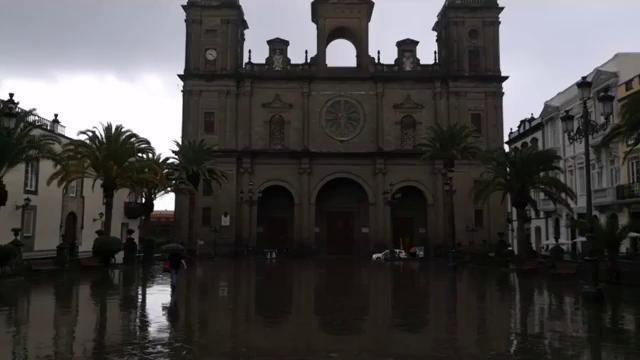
[311,0,374,71]
[433,0,503,75]
[183,0,248,74]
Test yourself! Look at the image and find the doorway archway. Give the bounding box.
[315,178,370,255]
[63,212,78,244]
[257,186,295,252]
[390,186,427,252]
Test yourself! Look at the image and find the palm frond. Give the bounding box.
[417,122,480,168]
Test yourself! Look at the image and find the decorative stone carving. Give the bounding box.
[393,95,424,112]
[400,115,417,149]
[272,49,285,70]
[269,115,285,149]
[321,97,364,142]
[402,51,416,71]
[262,94,293,111]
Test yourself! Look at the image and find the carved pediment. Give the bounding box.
[262,94,293,111]
[393,95,424,111]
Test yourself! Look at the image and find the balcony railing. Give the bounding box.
[593,187,617,204]
[617,184,640,201]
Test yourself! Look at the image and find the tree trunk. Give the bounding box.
[608,253,620,283]
[103,188,115,237]
[187,191,195,252]
[139,196,154,240]
[515,207,530,258]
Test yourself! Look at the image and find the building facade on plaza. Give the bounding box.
[0,94,140,258]
[506,53,640,255]
[178,0,508,256]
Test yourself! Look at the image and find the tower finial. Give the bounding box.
[248,49,252,63]
[305,50,309,64]
[377,50,381,64]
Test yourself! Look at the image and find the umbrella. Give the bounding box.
[628,232,640,238]
[161,243,185,254]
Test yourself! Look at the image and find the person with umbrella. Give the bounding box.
[162,242,187,291]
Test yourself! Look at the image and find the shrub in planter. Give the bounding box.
[92,236,123,266]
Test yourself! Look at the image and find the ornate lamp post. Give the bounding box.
[560,76,615,298]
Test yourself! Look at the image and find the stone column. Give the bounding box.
[302,83,311,148]
[375,159,388,249]
[299,159,312,250]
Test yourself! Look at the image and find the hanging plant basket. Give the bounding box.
[124,202,144,219]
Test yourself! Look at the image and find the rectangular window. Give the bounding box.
[204,112,216,135]
[578,166,586,194]
[474,209,484,228]
[203,182,213,197]
[609,160,620,186]
[546,121,558,148]
[65,180,81,197]
[568,169,575,191]
[625,80,634,92]
[630,159,640,184]
[468,49,481,73]
[24,160,39,194]
[22,208,36,237]
[202,207,212,227]
[470,113,482,134]
[591,163,603,189]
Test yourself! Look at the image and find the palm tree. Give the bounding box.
[48,123,153,236]
[418,122,481,170]
[581,213,633,283]
[167,139,226,249]
[0,109,59,208]
[598,92,640,158]
[474,147,576,258]
[127,153,172,241]
[418,122,480,258]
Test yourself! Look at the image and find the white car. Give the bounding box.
[372,249,408,261]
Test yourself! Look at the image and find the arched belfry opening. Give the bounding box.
[311,0,374,70]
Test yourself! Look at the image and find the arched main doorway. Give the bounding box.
[257,186,295,252]
[63,212,78,244]
[390,186,427,252]
[315,178,370,256]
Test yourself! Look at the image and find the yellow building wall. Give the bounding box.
[617,75,640,184]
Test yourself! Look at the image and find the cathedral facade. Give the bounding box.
[178,0,507,256]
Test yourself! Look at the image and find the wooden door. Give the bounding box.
[265,217,289,250]
[394,217,413,250]
[326,212,355,255]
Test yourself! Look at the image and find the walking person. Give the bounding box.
[167,251,187,291]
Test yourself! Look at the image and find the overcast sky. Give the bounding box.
[1,0,638,210]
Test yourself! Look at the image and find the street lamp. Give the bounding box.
[15,197,32,210]
[560,75,616,300]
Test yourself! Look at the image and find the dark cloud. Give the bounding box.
[1,0,184,76]
[1,0,638,130]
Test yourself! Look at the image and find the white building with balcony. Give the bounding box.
[506,53,640,256]
[0,93,141,259]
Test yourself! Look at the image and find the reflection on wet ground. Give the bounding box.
[1,259,640,359]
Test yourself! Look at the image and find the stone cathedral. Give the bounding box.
[177,0,507,256]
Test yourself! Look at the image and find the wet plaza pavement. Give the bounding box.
[1,259,640,359]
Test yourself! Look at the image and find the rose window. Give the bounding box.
[322,98,363,141]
